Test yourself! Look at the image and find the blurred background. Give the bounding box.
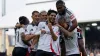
[0,0,100,56]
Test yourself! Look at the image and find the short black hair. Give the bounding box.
[56,0,65,6]
[19,16,29,25]
[32,11,39,15]
[47,9,57,15]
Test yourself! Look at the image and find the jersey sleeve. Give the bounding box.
[67,9,76,21]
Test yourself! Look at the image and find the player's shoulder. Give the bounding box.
[19,27,25,32]
[26,23,34,30]
[38,22,46,26]
[67,8,72,12]
[27,23,33,27]
[27,23,32,26]
[66,8,73,15]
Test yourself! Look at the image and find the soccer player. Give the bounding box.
[24,11,40,56]
[35,10,60,56]
[57,17,80,56]
[56,0,77,32]
[12,16,29,56]
[56,0,78,56]
[39,11,47,22]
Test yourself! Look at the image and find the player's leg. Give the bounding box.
[30,51,36,56]
[12,47,28,56]
[35,50,45,56]
[45,52,56,56]
[12,47,17,56]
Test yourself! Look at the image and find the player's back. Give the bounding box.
[15,28,28,48]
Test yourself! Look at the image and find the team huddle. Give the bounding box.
[12,0,87,56]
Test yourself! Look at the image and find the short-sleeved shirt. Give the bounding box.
[25,23,38,51]
[37,22,60,55]
[15,27,28,48]
[56,8,76,27]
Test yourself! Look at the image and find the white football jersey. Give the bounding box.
[15,28,28,48]
[37,22,60,55]
[64,29,80,55]
[25,24,38,51]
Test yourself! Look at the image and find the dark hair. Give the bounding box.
[47,9,57,15]
[19,16,29,25]
[40,11,47,15]
[32,11,39,15]
[56,0,65,6]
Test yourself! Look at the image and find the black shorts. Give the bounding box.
[12,47,28,56]
[35,50,56,56]
[30,51,36,56]
[68,54,80,56]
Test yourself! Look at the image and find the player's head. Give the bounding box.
[58,17,69,29]
[56,0,66,15]
[31,11,40,23]
[19,16,29,25]
[40,11,47,21]
[47,9,57,24]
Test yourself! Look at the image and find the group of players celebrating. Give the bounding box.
[12,0,87,56]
